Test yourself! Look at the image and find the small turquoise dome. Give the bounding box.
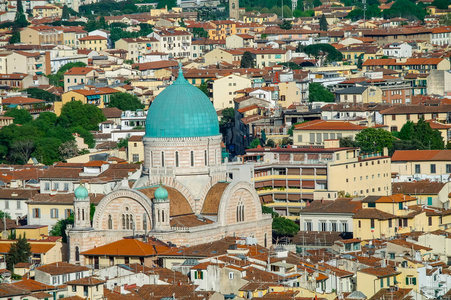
[155,185,168,200]
[145,66,219,138]
[74,184,88,199]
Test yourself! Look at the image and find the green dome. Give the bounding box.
[155,185,168,200]
[74,184,88,199]
[145,67,219,138]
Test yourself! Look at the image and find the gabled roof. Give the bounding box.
[392,181,446,195]
[64,67,95,75]
[35,262,89,275]
[294,119,367,131]
[80,238,169,257]
[358,266,400,277]
[392,150,451,162]
[300,198,361,214]
[353,208,396,220]
[362,194,416,203]
[65,277,105,286]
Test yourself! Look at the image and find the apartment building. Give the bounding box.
[148,30,191,59]
[115,37,159,62]
[0,73,34,90]
[212,74,252,110]
[78,35,108,52]
[63,66,105,92]
[391,150,451,182]
[55,86,119,115]
[362,57,450,77]
[6,51,50,76]
[32,5,62,18]
[235,141,391,218]
[292,120,367,147]
[380,104,451,132]
[20,26,64,45]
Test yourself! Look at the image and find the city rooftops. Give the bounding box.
[391,150,451,161]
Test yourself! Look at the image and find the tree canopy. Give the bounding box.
[279,20,293,30]
[383,0,426,21]
[108,93,145,111]
[303,43,343,62]
[58,101,106,131]
[4,109,32,124]
[395,119,444,150]
[319,14,328,31]
[308,82,334,102]
[6,235,31,272]
[50,213,74,243]
[240,51,255,68]
[47,62,87,88]
[25,88,61,102]
[355,128,395,154]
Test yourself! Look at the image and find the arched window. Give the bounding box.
[204,150,208,166]
[190,151,194,167]
[82,209,85,221]
[264,233,267,248]
[236,200,244,222]
[122,214,126,229]
[126,214,130,229]
[129,215,134,229]
[175,151,179,167]
[108,215,112,229]
[75,246,80,262]
[143,213,147,230]
[77,208,80,221]
[162,210,165,223]
[150,151,153,168]
[232,2,235,9]
[161,152,165,167]
[157,209,160,222]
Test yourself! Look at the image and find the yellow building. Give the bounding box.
[32,5,62,18]
[78,35,108,52]
[356,266,400,298]
[55,87,119,115]
[278,81,300,108]
[208,20,237,40]
[15,225,48,239]
[127,135,144,163]
[66,277,105,300]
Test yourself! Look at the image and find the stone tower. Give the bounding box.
[73,184,91,229]
[152,186,171,231]
[229,0,239,20]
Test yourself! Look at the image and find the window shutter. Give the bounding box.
[194,271,197,279]
[412,277,416,285]
[406,277,409,285]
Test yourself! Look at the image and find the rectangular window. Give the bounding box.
[54,182,59,190]
[132,154,139,162]
[297,135,302,142]
[387,277,390,286]
[368,203,376,208]
[309,133,315,143]
[429,216,432,226]
[389,253,395,259]
[380,279,383,288]
[415,164,421,173]
[305,221,312,231]
[320,221,327,231]
[446,164,451,173]
[370,219,375,228]
[64,183,69,191]
[17,201,20,209]
[388,219,392,228]
[4,200,8,210]
[33,208,40,218]
[431,164,436,174]
[427,197,432,206]
[316,133,322,143]
[399,202,403,210]
[228,272,234,279]
[331,222,337,232]
[44,182,50,191]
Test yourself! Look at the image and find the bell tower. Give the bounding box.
[152,186,171,231]
[229,0,239,20]
[73,183,91,229]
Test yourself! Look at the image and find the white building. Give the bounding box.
[148,30,192,59]
[382,43,412,58]
[35,262,90,286]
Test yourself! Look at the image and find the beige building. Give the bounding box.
[78,35,108,52]
[293,120,367,146]
[278,81,301,108]
[32,5,62,18]
[225,34,255,49]
[391,150,451,182]
[6,51,50,75]
[115,37,159,62]
[335,86,383,104]
[212,74,252,110]
[56,86,118,115]
[148,30,191,59]
[204,48,243,65]
[251,49,291,68]
[127,135,144,163]
[356,266,400,298]
[66,277,105,300]
[243,142,392,218]
[20,26,64,45]
[63,66,104,92]
[380,104,451,132]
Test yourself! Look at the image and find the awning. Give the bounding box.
[87,95,101,100]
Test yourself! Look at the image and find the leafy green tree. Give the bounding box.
[9,30,20,44]
[272,216,300,238]
[279,20,292,30]
[308,82,334,102]
[47,62,86,88]
[339,136,357,147]
[440,13,451,25]
[62,5,70,19]
[116,137,129,149]
[357,54,364,69]
[411,118,444,149]
[10,139,34,164]
[282,5,293,17]
[219,107,235,127]
[304,43,343,62]
[262,205,279,217]
[4,109,32,124]
[6,235,31,272]
[240,51,255,68]
[192,27,209,38]
[248,138,261,149]
[319,14,328,31]
[33,137,62,165]
[293,9,314,17]
[397,120,414,140]
[383,0,426,21]
[58,101,106,131]
[50,213,73,243]
[355,128,395,154]
[25,88,61,102]
[197,81,209,96]
[16,0,23,13]
[108,93,144,111]
[432,0,448,9]
[0,210,11,219]
[157,0,176,9]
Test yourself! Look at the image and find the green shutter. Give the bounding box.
[399,202,403,210]
[200,271,203,279]
[194,271,197,279]
[387,277,390,286]
[413,277,416,285]
[380,279,383,288]
[406,277,409,285]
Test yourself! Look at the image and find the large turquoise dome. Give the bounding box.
[145,67,219,138]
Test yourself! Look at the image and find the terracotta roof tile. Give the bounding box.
[66,277,105,286]
[35,262,89,275]
[294,119,367,131]
[80,238,169,257]
[392,150,451,161]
